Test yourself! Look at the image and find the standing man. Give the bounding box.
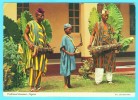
[24,8,50,91]
[88,9,116,84]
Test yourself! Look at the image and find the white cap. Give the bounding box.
[64,23,72,29]
[102,9,109,15]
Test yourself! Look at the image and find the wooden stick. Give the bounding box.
[80,33,82,43]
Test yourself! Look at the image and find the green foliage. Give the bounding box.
[3,9,52,90]
[16,18,22,31]
[20,10,34,34]
[4,16,21,43]
[88,7,99,34]
[107,4,123,34]
[19,10,53,68]
[20,38,29,67]
[103,4,107,10]
[19,11,34,70]
[3,63,15,90]
[4,75,135,92]
[3,37,28,90]
[119,37,134,51]
[88,3,134,52]
[42,19,52,43]
[88,4,123,35]
[113,32,134,51]
[106,4,134,51]
[20,10,52,43]
[78,58,94,79]
[4,37,21,65]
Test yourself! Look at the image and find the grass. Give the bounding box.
[4,74,135,92]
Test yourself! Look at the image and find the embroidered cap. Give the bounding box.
[64,23,72,29]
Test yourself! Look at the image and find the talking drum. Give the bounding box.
[88,43,122,55]
[32,45,54,57]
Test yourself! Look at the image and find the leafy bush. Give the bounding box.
[3,37,28,90]
[4,16,21,43]
[78,58,95,79]
[3,63,15,90]
[88,7,99,35]
[3,10,53,90]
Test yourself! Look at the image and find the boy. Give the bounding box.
[60,23,82,88]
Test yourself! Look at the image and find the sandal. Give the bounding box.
[37,86,41,90]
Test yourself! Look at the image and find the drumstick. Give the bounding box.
[80,33,82,43]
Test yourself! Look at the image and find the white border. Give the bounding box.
[3,92,135,97]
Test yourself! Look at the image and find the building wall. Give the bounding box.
[4,3,17,21]
[120,4,135,52]
[80,3,97,57]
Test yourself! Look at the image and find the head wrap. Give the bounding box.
[64,23,72,29]
[36,8,45,14]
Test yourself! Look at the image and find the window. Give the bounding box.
[130,4,135,35]
[17,3,29,19]
[69,3,80,33]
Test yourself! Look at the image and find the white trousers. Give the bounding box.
[106,71,113,82]
[95,68,104,84]
[95,68,113,84]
